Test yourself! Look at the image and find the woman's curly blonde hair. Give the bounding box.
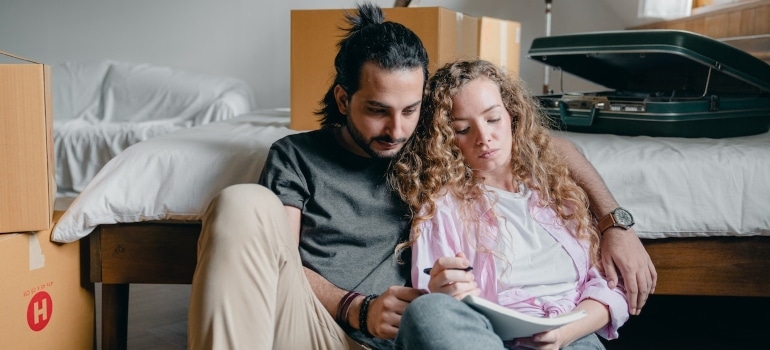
[389,59,600,266]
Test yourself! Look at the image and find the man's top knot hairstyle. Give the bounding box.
[316,2,429,128]
[347,2,385,29]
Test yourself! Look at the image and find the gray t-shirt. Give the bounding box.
[259,127,411,295]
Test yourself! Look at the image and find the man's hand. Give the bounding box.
[355,286,424,339]
[600,227,657,315]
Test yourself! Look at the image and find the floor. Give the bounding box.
[107,285,768,350]
[603,294,769,350]
[95,283,190,350]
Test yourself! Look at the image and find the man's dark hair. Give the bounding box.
[316,2,429,128]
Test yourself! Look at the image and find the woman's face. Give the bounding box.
[449,77,513,180]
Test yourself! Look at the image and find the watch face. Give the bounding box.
[614,208,634,226]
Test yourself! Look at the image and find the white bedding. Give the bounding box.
[53,60,256,194]
[55,120,190,196]
[51,115,770,243]
[52,110,297,243]
[556,131,770,239]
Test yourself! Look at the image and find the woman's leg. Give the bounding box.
[396,293,505,350]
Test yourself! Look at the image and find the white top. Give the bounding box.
[490,186,578,301]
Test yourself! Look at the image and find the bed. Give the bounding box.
[51,110,770,349]
[53,110,295,349]
[556,130,770,297]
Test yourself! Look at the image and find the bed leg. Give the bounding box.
[102,283,129,350]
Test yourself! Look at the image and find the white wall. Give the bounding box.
[0,0,638,110]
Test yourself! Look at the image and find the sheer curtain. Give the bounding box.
[638,0,693,19]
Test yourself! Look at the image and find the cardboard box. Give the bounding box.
[0,50,56,233]
[0,211,94,349]
[290,7,479,130]
[478,17,521,76]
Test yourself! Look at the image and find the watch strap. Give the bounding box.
[598,211,617,233]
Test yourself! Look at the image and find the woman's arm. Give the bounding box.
[511,299,609,350]
[412,209,479,299]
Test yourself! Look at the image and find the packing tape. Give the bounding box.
[28,233,45,270]
[500,21,508,71]
[456,12,463,56]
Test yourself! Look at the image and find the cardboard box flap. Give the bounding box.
[0,50,42,64]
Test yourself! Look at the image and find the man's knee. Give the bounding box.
[203,184,287,244]
[208,184,282,219]
[215,184,280,209]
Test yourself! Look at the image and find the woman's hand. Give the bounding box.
[426,252,480,300]
[509,299,610,349]
[505,328,565,350]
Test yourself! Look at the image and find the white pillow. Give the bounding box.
[51,111,299,243]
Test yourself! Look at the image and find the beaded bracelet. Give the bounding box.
[358,294,379,338]
[336,291,362,326]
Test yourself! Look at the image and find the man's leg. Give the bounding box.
[188,184,359,349]
[395,293,505,350]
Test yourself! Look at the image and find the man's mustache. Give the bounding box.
[371,135,407,144]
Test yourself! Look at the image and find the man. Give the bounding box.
[188,3,656,349]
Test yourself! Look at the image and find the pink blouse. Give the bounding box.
[411,190,630,339]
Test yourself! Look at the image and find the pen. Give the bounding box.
[423,266,473,275]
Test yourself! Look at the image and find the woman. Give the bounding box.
[391,60,628,349]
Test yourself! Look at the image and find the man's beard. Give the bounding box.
[346,120,406,159]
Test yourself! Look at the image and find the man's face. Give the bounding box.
[335,62,424,159]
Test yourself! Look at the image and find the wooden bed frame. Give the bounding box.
[83,222,200,350]
[83,221,770,350]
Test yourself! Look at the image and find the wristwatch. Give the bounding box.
[598,207,635,233]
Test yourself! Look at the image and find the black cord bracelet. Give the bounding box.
[358,294,378,338]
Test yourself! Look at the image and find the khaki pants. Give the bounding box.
[188,184,362,349]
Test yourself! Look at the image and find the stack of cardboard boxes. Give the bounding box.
[290,7,521,130]
[0,51,94,349]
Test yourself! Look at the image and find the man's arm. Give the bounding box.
[284,206,349,313]
[551,136,657,315]
[550,137,619,215]
[284,207,348,310]
[284,206,422,339]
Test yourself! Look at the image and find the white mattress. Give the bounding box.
[52,115,770,243]
[556,130,770,239]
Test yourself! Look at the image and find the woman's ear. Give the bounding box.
[334,85,349,115]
